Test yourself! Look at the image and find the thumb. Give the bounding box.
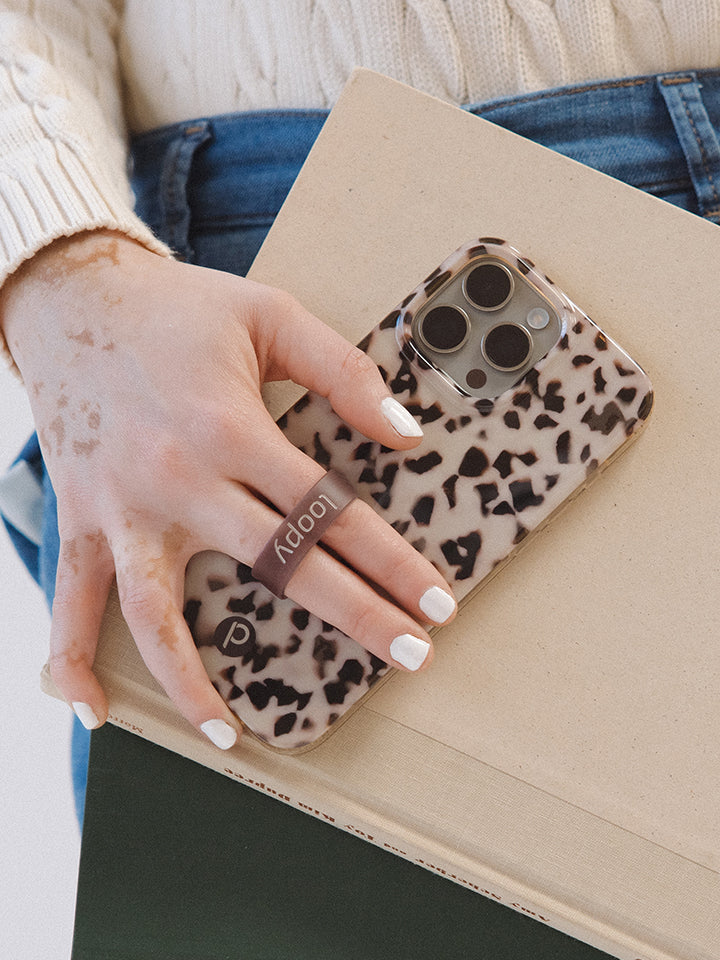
[259,291,424,449]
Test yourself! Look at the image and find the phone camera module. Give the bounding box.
[482,322,533,371]
[464,262,514,311]
[417,304,470,353]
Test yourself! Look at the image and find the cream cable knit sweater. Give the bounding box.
[1,0,720,367]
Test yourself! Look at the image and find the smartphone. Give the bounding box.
[183,238,653,752]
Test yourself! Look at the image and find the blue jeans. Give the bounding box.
[3,69,720,823]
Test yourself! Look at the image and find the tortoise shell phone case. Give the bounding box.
[183,238,653,752]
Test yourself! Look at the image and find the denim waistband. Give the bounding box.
[130,68,720,267]
[469,69,720,219]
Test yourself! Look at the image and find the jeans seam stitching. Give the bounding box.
[660,76,695,86]
[678,87,720,210]
[472,76,651,114]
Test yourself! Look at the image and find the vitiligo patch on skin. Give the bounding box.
[157,606,181,654]
[34,236,122,289]
[142,525,193,655]
[67,329,95,347]
[133,522,193,592]
[59,530,106,578]
[162,522,192,557]
[112,522,193,655]
[42,397,103,459]
[49,415,65,456]
[72,438,100,457]
[62,538,81,576]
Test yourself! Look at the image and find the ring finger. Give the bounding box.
[202,484,439,672]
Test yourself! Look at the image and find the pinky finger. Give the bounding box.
[47,537,115,730]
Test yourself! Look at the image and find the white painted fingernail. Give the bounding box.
[381,397,423,438]
[419,586,456,624]
[200,719,238,750]
[72,701,100,730]
[390,633,431,671]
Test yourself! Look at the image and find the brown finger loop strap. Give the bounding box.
[251,470,357,599]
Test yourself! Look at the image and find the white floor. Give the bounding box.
[0,366,79,960]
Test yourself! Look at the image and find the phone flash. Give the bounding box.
[527,307,550,329]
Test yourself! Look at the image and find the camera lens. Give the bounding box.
[464,262,513,310]
[417,304,470,353]
[483,323,533,371]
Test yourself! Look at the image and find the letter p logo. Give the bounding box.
[213,616,256,656]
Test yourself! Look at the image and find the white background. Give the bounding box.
[0,364,79,960]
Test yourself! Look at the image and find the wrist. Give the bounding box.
[0,230,159,374]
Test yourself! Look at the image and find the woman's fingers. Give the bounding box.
[49,522,242,751]
[207,417,458,629]
[49,472,445,758]
[113,537,242,750]
[320,498,458,627]
[200,483,446,672]
[251,287,423,448]
[48,533,114,730]
[35,261,460,750]
[240,290,458,623]
[281,545,437,672]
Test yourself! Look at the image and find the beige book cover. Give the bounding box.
[43,70,720,959]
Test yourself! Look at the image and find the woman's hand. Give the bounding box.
[0,231,456,749]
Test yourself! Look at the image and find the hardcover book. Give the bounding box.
[44,70,720,959]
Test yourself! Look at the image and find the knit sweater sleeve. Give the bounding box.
[0,0,170,373]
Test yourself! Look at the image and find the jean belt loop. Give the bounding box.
[157,120,213,260]
[657,72,720,224]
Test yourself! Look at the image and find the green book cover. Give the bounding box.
[72,725,614,960]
